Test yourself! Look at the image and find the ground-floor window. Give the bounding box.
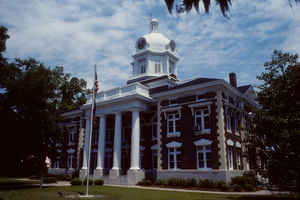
[196,145,212,169]
[168,147,181,169]
[105,148,112,169]
[228,146,233,170]
[54,157,60,168]
[67,153,73,169]
[236,149,242,170]
[152,149,157,169]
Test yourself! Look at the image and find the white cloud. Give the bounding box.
[1,0,299,91]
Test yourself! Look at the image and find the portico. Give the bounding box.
[79,82,152,184]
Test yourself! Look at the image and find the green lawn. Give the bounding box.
[0,178,296,200]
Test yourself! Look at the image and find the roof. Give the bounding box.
[237,85,251,93]
[150,77,220,94]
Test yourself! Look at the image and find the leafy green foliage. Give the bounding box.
[0,26,89,180]
[253,50,300,191]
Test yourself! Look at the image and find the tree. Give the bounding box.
[0,26,89,186]
[164,0,300,17]
[253,50,300,192]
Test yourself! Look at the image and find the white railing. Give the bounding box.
[86,83,150,104]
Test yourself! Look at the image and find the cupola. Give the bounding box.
[128,18,179,84]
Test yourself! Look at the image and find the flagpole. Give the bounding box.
[85,65,97,197]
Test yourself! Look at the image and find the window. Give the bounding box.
[92,130,98,145]
[228,146,233,170]
[236,150,242,170]
[152,149,157,169]
[226,109,232,132]
[106,128,113,144]
[68,127,75,145]
[67,153,74,169]
[141,65,146,73]
[105,148,112,169]
[155,63,161,73]
[234,114,241,136]
[196,145,212,169]
[168,147,181,169]
[140,146,145,169]
[54,158,60,168]
[167,111,180,136]
[152,122,157,140]
[194,106,210,133]
[169,60,175,74]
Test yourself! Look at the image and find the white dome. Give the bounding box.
[142,32,170,52]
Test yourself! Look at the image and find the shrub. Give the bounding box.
[199,179,216,188]
[155,179,168,186]
[232,184,243,192]
[71,178,82,186]
[231,176,256,187]
[71,178,93,186]
[167,178,187,186]
[185,178,197,187]
[243,183,256,192]
[43,177,57,184]
[94,179,104,186]
[216,181,226,188]
[219,183,231,191]
[137,179,152,186]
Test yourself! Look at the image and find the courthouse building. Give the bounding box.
[49,18,257,185]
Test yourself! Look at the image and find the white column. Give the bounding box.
[112,112,122,170]
[82,118,91,169]
[96,115,106,169]
[130,110,140,170]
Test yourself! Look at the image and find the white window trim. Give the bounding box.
[228,146,233,170]
[152,149,158,169]
[226,108,232,133]
[189,103,211,134]
[166,143,181,170]
[67,153,74,169]
[152,121,157,140]
[195,146,212,170]
[227,139,234,146]
[235,141,241,148]
[162,107,182,137]
[155,63,161,73]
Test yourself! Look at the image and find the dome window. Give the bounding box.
[170,40,176,52]
[136,37,146,50]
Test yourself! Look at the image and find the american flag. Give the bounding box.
[93,65,98,125]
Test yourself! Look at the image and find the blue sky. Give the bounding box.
[1,0,299,90]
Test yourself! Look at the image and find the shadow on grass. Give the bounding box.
[0,180,40,190]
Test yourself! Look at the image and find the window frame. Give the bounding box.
[196,145,212,170]
[167,111,180,136]
[194,106,211,133]
[227,146,233,170]
[155,63,161,73]
[168,147,181,169]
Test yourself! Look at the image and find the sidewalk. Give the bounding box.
[104,184,292,196]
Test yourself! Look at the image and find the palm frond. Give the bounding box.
[216,0,231,17]
[184,0,194,12]
[202,0,211,13]
[164,0,175,13]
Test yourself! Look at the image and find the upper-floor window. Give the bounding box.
[141,65,146,74]
[168,97,177,106]
[196,145,212,169]
[169,60,175,74]
[155,63,161,73]
[226,109,232,132]
[68,127,75,145]
[167,111,181,136]
[194,106,211,133]
[152,122,157,140]
[139,59,146,74]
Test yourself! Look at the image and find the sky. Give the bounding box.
[1,0,300,90]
